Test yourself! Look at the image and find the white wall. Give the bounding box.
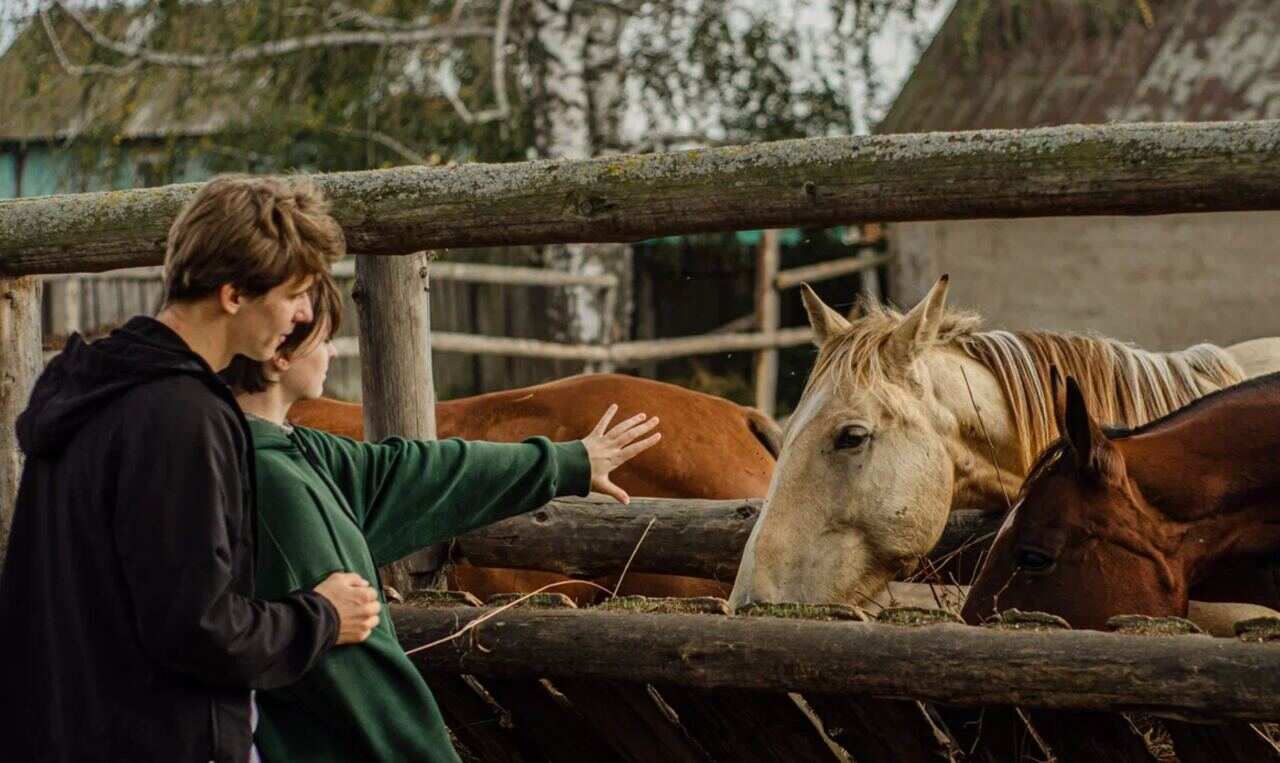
[889,212,1280,351]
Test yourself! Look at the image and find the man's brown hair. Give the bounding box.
[163,175,345,304]
[219,276,345,394]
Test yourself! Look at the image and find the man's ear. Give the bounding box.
[219,283,245,316]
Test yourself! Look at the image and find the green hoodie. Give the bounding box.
[245,418,592,762]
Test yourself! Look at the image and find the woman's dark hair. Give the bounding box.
[220,275,344,394]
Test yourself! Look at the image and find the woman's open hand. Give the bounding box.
[581,404,662,504]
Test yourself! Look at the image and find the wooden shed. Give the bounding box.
[881,0,1280,350]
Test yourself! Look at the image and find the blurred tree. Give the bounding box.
[1,0,948,345]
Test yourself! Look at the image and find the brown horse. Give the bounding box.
[963,372,1280,631]
[289,373,781,602]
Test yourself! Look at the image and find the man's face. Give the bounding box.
[230,275,316,361]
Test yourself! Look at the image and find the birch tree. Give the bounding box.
[4,0,960,348]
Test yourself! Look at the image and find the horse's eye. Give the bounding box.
[1015,548,1056,574]
[835,425,871,452]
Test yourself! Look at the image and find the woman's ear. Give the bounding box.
[271,354,291,373]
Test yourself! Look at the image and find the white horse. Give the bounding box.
[730,275,1280,610]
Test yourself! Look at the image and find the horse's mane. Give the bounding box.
[811,299,1246,471]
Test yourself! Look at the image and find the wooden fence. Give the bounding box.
[39,235,885,415]
[392,595,1280,762]
[5,120,1280,759]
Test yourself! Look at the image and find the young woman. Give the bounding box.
[221,280,661,762]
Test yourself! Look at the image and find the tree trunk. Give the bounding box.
[533,0,631,373]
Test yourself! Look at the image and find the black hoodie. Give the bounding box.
[0,317,339,763]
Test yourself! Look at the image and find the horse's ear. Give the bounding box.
[888,274,950,363]
[1050,366,1068,435]
[801,284,851,346]
[1063,376,1106,471]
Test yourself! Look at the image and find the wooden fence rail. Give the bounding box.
[393,603,1280,721]
[453,495,1000,581]
[4,120,1279,276]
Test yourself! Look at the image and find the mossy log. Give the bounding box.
[391,604,1280,721]
[454,495,1002,581]
[5,120,1280,275]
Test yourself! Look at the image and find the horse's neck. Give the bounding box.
[1121,383,1280,577]
[921,349,1026,515]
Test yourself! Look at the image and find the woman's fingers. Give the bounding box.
[608,414,659,443]
[594,477,630,505]
[616,432,662,463]
[590,404,620,437]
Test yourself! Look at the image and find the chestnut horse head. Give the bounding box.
[964,371,1280,630]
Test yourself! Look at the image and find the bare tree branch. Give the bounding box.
[40,6,140,76]
[322,126,430,165]
[323,2,445,32]
[432,0,514,125]
[49,0,494,70]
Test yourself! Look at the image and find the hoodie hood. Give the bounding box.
[17,316,222,458]
[245,417,296,452]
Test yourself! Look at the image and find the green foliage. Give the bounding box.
[4,0,944,187]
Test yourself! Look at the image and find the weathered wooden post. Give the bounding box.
[46,278,82,338]
[0,276,42,564]
[351,253,440,595]
[753,229,781,418]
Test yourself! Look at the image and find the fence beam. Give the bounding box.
[5,120,1280,276]
[393,604,1280,721]
[335,327,814,364]
[454,495,1001,580]
[0,277,41,565]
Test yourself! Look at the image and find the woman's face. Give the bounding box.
[279,330,337,402]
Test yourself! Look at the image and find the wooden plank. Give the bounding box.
[330,326,817,364]
[412,595,645,762]
[333,258,618,288]
[0,276,42,564]
[417,673,529,763]
[551,678,710,763]
[391,604,1280,721]
[1029,709,1157,762]
[753,230,781,418]
[649,686,840,762]
[8,120,1280,275]
[402,598,529,763]
[477,676,616,762]
[957,612,1151,762]
[773,251,893,290]
[1161,721,1280,762]
[1104,615,1280,762]
[352,253,441,593]
[488,594,709,763]
[454,495,1003,581]
[746,604,958,763]
[593,598,839,762]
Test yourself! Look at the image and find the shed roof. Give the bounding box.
[879,0,1280,133]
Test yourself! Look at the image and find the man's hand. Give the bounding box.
[581,404,662,504]
[313,572,381,645]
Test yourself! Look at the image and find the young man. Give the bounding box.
[0,176,380,762]
[221,280,660,762]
